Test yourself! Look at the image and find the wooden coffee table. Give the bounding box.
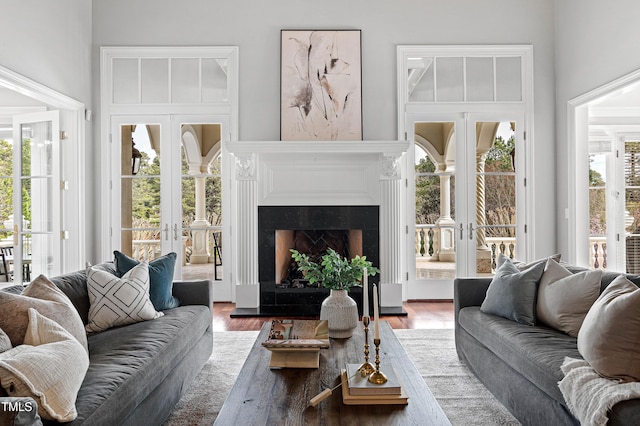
[215,321,451,425]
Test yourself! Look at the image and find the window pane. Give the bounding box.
[408,57,434,102]
[202,58,228,102]
[141,58,169,103]
[466,57,494,101]
[435,57,464,102]
[496,57,522,101]
[172,58,200,103]
[113,58,139,104]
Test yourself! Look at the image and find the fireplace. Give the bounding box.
[258,205,379,315]
[224,140,409,316]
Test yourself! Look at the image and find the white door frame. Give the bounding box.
[0,65,86,276]
[567,68,640,266]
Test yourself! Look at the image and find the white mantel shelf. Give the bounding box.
[225,140,410,154]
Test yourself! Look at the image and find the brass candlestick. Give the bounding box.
[358,316,375,377]
[368,338,388,384]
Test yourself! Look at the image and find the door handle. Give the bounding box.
[459,223,464,240]
[469,223,475,240]
[164,224,169,241]
[173,224,178,241]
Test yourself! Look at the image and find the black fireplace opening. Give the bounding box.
[258,205,379,316]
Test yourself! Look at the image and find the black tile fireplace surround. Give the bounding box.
[233,205,380,317]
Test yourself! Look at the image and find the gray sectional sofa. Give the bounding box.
[454,268,640,426]
[2,263,213,425]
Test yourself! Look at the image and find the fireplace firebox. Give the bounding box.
[258,205,379,316]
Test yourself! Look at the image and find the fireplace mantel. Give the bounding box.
[223,140,410,314]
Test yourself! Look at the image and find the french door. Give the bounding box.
[10,111,61,282]
[110,115,227,285]
[406,112,526,299]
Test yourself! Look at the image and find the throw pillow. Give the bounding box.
[0,328,11,353]
[480,258,546,326]
[0,275,88,352]
[496,252,562,271]
[536,259,602,337]
[86,262,163,333]
[578,275,640,382]
[0,308,89,422]
[113,251,180,311]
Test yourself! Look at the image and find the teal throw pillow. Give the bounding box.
[113,251,180,311]
[480,258,545,326]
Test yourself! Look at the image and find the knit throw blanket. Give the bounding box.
[559,357,640,426]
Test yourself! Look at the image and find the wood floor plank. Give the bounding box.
[212,301,454,331]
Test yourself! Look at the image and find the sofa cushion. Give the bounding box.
[578,274,640,383]
[86,263,162,333]
[537,259,602,337]
[459,306,581,404]
[0,275,88,351]
[48,263,116,325]
[0,309,89,422]
[480,258,545,326]
[71,305,211,424]
[497,252,561,271]
[114,251,180,311]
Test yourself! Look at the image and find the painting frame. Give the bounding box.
[280,29,362,141]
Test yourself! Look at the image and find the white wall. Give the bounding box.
[554,0,640,260]
[90,0,557,262]
[0,0,92,104]
[0,0,93,262]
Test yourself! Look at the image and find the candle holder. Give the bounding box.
[358,316,375,377]
[368,337,388,384]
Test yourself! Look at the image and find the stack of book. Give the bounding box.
[261,319,330,368]
[341,363,408,405]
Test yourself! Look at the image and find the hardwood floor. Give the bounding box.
[212,301,454,332]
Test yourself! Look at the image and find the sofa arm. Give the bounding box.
[172,280,213,312]
[454,277,491,323]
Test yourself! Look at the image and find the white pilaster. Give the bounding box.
[234,153,259,308]
[380,153,404,308]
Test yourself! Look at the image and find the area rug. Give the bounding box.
[163,329,520,425]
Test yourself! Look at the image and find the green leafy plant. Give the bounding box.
[290,248,380,291]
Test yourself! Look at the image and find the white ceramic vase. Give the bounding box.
[320,289,359,338]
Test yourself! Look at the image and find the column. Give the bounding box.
[234,153,260,308]
[475,151,492,273]
[189,169,211,264]
[379,154,403,309]
[435,164,455,262]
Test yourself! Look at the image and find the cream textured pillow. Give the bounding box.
[86,262,163,333]
[0,275,88,351]
[0,328,11,353]
[536,259,602,337]
[578,275,640,383]
[0,308,89,422]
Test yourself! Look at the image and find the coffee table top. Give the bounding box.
[216,320,451,425]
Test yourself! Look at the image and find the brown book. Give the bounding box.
[261,319,330,349]
[345,363,402,396]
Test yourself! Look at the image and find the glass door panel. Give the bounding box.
[474,121,518,276]
[0,134,14,263]
[413,121,458,284]
[14,111,60,281]
[178,123,222,281]
[120,123,164,262]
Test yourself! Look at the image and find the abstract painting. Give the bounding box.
[281,30,362,141]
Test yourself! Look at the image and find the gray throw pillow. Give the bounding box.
[480,258,546,325]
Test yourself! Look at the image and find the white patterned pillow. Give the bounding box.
[85,262,163,333]
[0,308,89,422]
